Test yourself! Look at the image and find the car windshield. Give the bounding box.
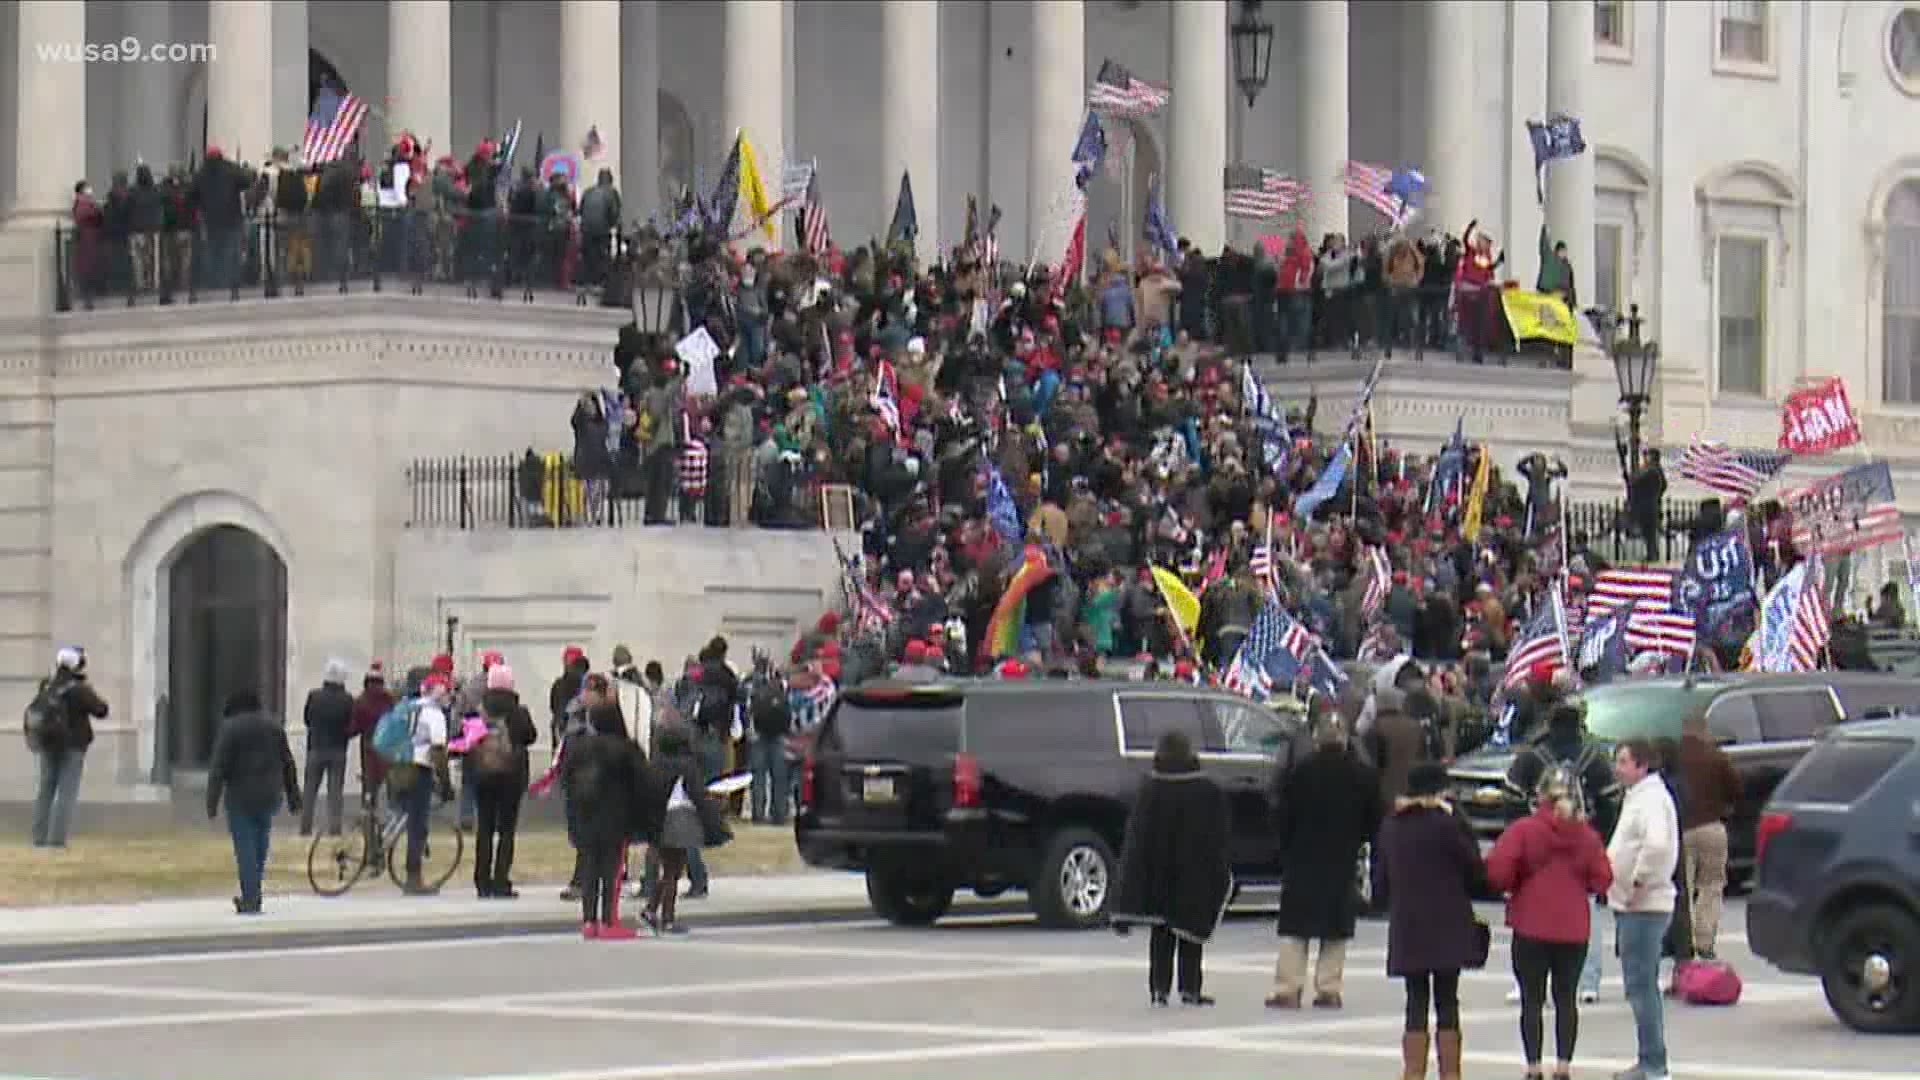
[1578,683,1714,742]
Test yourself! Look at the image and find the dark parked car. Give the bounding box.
[1447,672,1920,888]
[1747,713,1920,1033]
[795,680,1304,928]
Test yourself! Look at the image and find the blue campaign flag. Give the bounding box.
[1071,110,1107,191]
[1144,174,1178,258]
[1525,114,1587,203]
[1385,167,1427,219]
[1303,644,1347,702]
[984,461,1025,549]
[1295,443,1351,520]
[1428,415,1466,511]
[1673,526,1755,639]
[1577,599,1635,684]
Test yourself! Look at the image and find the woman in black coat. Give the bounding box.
[561,725,647,940]
[1110,731,1232,1007]
[471,670,539,899]
[639,726,730,935]
[1374,763,1488,1080]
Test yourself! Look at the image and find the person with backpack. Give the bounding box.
[467,664,537,899]
[1486,765,1614,1080]
[743,652,792,825]
[373,672,455,895]
[204,690,301,915]
[563,699,652,940]
[1505,694,1618,1004]
[25,647,110,849]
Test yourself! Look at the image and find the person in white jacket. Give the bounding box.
[1605,738,1679,1080]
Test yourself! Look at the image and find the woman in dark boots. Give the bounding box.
[561,714,646,939]
[641,726,728,935]
[1376,763,1488,1080]
[470,664,538,898]
[1110,730,1232,1007]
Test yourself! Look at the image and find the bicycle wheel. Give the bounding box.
[308,819,373,896]
[387,815,465,892]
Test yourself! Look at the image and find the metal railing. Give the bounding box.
[1561,497,1709,566]
[406,453,833,531]
[54,207,640,312]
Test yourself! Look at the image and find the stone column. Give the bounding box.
[1298,0,1349,240]
[1028,0,1085,262]
[206,0,275,164]
[881,0,939,261]
[1546,0,1594,304]
[388,0,452,156]
[621,0,661,221]
[561,1,622,187]
[724,0,786,246]
[118,0,176,171]
[270,1,309,156]
[1169,0,1226,255]
[1425,0,1475,232]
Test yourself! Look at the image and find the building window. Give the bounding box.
[1888,9,1920,95]
[1882,181,1920,404]
[1717,235,1768,396]
[1594,223,1624,315]
[1595,1,1627,49]
[1719,1,1770,66]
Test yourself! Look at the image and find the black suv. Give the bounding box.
[1748,714,1920,1033]
[795,680,1303,928]
[1447,673,1920,887]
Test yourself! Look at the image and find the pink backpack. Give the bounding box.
[1673,959,1742,1006]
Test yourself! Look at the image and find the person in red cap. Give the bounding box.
[893,641,941,681]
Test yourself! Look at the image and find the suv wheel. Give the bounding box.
[865,866,954,927]
[1820,903,1920,1034]
[1032,827,1114,929]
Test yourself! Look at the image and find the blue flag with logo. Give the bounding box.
[984,461,1024,550]
[1525,114,1587,203]
[1577,599,1635,684]
[1071,110,1107,192]
[1295,443,1351,521]
[1673,526,1755,643]
[1144,174,1178,259]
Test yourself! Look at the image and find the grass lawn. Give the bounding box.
[0,820,805,907]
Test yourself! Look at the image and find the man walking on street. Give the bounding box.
[206,690,300,915]
[299,660,355,836]
[1607,738,1680,1080]
[1678,715,1740,960]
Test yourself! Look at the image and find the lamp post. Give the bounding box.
[1230,0,1275,108]
[1595,302,1659,488]
[632,249,681,352]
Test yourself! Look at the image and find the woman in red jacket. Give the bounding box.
[1486,765,1614,1080]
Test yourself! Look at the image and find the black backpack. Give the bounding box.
[22,678,67,751]
[1526,741,1608,824]
[749,673,791,738]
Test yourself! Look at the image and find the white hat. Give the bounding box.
[906,337,926,355]
[55,646,83,671]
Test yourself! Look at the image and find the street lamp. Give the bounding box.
[1600,302,1659,483]
[1230,1,1275,109]
[631,247,680,341]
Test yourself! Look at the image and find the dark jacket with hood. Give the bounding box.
[206,709,300,819]
[643,729,731,848]
[1110,742,1233,943]
[479,687,539,782]
[302,681,355,754]
[1506,701,1619,841]
[36,671,110,752]
[1274,741,1382,941]
[561,731,658,846]
[1374,796,1488,976]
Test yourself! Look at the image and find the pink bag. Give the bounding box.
[1673,959,1742,1006]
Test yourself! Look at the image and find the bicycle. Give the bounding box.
[308,772,465,895]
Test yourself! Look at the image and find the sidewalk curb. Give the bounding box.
[0,899,1027,968]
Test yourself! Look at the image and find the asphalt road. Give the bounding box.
[0,897,1909,1080]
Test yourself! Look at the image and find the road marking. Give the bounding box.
[0,1002,379,1037]
[500,961,1077,1006]
[420,1037,1132,1080]
[536,1002,1098,1043]
[1245,1037,1911,1080]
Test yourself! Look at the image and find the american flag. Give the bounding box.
[1088,58,1170,117]
[1585,567,1697,657]
[799,170,831,255]
[1503,589,1570,690]
[1757,555,1831,671]
[870,358,901,435]
[1223,598,1311,699]
[1344,160,1412,228]
[1226,170,1311,220]
[302,85,368,166]
[1249,543,1273,583]
[1787,555,1832,669]
[1677,437,1792,502]
[1787,461,1904,556]
[1360,545,1392,618]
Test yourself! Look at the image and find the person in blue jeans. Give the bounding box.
[204,691,300,915]
[28,647,111,849]
[1606,738,1680,1080]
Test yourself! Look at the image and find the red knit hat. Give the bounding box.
[430,653,455,676]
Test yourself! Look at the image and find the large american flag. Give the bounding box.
[1223,598,1311,698]
[799,170,831,255]
[1088,59,1170,117]
[1787,555,1832,670]
[1344,160,1412,228]
[1360,545,1392,618]
[1586,567,1697,657]
[1677,437,1792,502]
[1249,543,1273,584]
[1503,589,1570,690]
[1226,170,1311,220]
[302,86,368,166]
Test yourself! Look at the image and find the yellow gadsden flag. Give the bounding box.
[737,132,777,243]
[1150,566,1201,637]
[1500,288,1579,347]
[1461,445,1492,540]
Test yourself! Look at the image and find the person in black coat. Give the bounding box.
[1268,714,1381,1010]
[299,660,356,837]
[205,691,300,916]
[561,720,648,940]
[471,667,539,899]
[1110,730,1232,1007]
[1374,763,1488,1080]
[640,726,729,935]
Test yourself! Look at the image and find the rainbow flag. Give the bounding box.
[984,545,1056,660]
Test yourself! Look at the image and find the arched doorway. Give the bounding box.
[1082,118,1162,266]
[159,526,287,778]
[659,90,696,213]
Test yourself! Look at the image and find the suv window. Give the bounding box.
[1206,700,1292,756]
[1704,693,1761,745]
[1830,680,1920,719]
[967,693,1102,754]
[1119,697,1205,754]
[1754,689,1839,742]
[827,700,962,758]
[1773,737,1914,804]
